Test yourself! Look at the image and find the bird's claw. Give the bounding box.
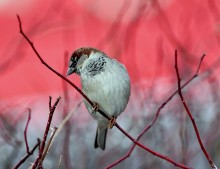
[92,102,99,112]
[108,116,116,129]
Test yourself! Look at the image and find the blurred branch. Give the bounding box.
[97,0,131,49]
[56,154,63,169]
[61,51,72,169]
[153,0,194,62]
[17,15,191,169]
[24,108,31,154]
[62,51,70,111]
[175,50,217,169]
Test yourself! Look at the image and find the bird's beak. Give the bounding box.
[66,67,76,76]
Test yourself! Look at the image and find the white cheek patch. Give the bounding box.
[69,60,73,67]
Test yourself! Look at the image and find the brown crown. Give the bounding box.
[72,47,105,57]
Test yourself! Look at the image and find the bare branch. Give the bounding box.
[40,127,58,165]
[24,108,31,154]
[195,53,206,76]
[13,139,41,169]
[175,50,216,169]
[13,109,41,169]
[32,96,61,169]
[114,123,192,169]
[41,97,60,156]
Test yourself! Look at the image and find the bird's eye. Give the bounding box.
[69,57,78,67]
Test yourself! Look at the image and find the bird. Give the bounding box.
[66,47,130,150]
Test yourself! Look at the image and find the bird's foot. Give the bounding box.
[92,102,99,112]
[108,116,117,129]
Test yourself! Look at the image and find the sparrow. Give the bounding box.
[67,47,130,150]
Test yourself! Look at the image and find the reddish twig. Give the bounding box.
[107,53,206,168]
[114,123,192,169]
[40,127,58,164]
[32,96,61,169]
[24,108,31,154]
[174,50,216,169]
[13,109,41,169]
[62,51,72,169]
[17,15,191,169]
[13,139,41,169]
[42,97,60,157]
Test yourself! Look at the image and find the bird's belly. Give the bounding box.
[83,83,121,117]
[82,72,130,121]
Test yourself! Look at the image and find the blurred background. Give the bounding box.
[0,0,220,168]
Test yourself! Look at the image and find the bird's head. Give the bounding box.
[66,47,101,76]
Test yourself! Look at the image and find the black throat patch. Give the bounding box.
[85,56,107,76]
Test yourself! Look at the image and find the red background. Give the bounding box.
[1,1,220,168]
[1,0,220,100]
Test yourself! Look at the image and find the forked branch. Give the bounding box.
[175,50,217,169]
[13,109,41,169]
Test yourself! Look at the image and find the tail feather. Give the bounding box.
[94,126,107,150]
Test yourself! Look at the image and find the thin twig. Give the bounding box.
[40,97,60,157]
[114,123,192,169]
[175,50,216,169]
[24,108,31,154]
[32,96,61,169]
[13,139,41,169]
[13,109,41,169]
[17,15,191,169]
[40,127,58,164]
[57,154,63,169]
